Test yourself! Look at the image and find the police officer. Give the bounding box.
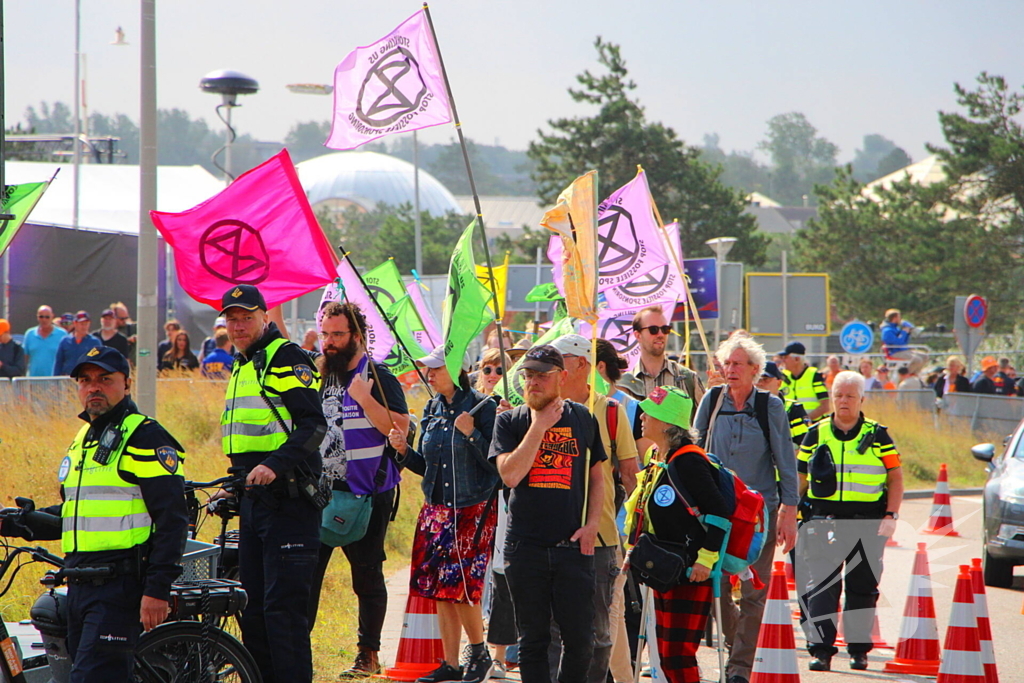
[757,361,809,447]
[779,342,831,421]
[218,284,327,683]
[794,370,903,673]
[1,346,188,683]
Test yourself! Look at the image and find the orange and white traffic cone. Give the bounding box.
[936,565,985,682]
[383,593,446,682]
[924,463,960,536]
[750,561,800,683]
[883,543,942,676]
[969,558,999,683]
[784,553,796,592]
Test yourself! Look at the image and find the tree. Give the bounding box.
[851,134,898,182]
[875,147,912,178]
[284,121,332,163]
[494,223,551,264]
[700,134,772,195]
[528,38,767,266]
[758,112,839,205]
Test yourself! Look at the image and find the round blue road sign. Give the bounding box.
[840,321,874,355]
[965,295,988,328]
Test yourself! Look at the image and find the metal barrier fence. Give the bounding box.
[0,376,78,412]
[865,388,1024,437]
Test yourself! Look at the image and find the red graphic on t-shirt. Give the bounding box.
[528,427,579,489]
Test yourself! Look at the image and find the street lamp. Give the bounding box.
[705,237,737,346]
[200,69,259,182]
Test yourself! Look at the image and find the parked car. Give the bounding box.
[972,430,1024,588]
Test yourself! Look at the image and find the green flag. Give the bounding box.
[493,316,578,406]
[442,221,493,380]
[361,259,416,376]
[0,181,51,257]
[387,294,433,361]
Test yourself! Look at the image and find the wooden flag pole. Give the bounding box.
[338,245,434,397]
[422,3,511,397]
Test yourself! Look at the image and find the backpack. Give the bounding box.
[705,385,772,450]
[660,446,768,581]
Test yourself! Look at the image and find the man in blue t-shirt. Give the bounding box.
[53,311,103,375]
[23,305,67,376]
[200,330,235,379]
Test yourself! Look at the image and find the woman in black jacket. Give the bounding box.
[934,355,970,397]
[625,386,730,683]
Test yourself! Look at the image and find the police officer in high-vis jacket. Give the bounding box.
[218,284,327,683]
[794,371,903,674]
[1,346,188,683]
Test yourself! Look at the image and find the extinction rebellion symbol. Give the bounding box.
[597,206,640,278]
[601,317,639,357]
[617,265,670,299]
[199,219,270,285]
[356,47,428,128]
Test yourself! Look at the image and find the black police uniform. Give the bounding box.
[4,393,188,683]
[225,320,327,683]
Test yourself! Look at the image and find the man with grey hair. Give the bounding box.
[693,334,799,683]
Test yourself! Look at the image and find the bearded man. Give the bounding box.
[305,301,410,678]
[489,344,606,683]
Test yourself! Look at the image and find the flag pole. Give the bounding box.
[338,245,434,397]
[422,2,511,397]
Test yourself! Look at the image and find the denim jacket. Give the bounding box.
[400,387,499,508]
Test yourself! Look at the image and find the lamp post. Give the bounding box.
[136,0,157,415]
[705,236,737,347]
[200,69,259,183]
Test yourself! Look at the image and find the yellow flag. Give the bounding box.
[541,170,599,324]
[475,252,509,319]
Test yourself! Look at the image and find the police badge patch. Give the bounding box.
[156,446,179,474]
[294,364,313,387]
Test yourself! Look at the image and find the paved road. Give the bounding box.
[379,492,1021,683]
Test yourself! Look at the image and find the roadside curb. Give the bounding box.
[904,487,983,499]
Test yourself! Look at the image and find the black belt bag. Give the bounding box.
[627,533,690,593]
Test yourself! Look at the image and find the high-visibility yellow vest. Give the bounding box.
[221,337,320,456]
[61,413,162,553]
[785,396,809,443]
[806,419,888,503]
[784,365,825,413]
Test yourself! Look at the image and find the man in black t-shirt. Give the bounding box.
[489,345,606,683]
[305,301,409,679]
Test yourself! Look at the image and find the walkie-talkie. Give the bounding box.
[92,426,123,465]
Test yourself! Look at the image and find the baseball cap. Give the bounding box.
[981,356,998,371]
[416,344,472,373]
[220,285,267,315]
[70,346,131,379]
[638,386,693,430]
[100,308,115,318]
[74,311,90,322]
[761,361,784,380]
[521,344,564,372]
[214,317,227,328]
[780,341,806,356]
[550,333,591,359]
[60,313,74,325]
[0,319,9,335]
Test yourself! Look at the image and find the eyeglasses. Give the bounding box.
[521,369,558,382]
[636,325,672,336]
[481,366,504,376]
[37,315,52,319]
[318,330,351,342]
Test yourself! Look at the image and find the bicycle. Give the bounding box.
[184,470,247,582]
[0,501,261,683]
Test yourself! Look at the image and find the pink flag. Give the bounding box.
[406,280,442,349]
[317,259,397,364]
[549,170,670,296]
[599,221,685,314]
[325,10,452,150]
[151,149,337,310]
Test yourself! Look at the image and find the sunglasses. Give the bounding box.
[481,366,504,376]
[37,315,52,319]
[636,325,672,335]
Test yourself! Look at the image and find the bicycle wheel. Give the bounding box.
[134,620,261,683]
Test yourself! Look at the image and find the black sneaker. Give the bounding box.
[417,662,463,683]
[850,653,869,670]
[809,655,832,672]
[463,648,494,683]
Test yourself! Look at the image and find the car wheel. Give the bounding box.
[983,547,1015,588]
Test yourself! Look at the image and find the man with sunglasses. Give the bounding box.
[619,305,704,412]
[23,304,67,376]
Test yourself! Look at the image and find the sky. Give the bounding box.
[6,1,1024,166]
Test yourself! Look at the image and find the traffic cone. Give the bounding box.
[750,561,800,683]
[936,565,985,682]
[784,553,796,592]
[383,593,446,682]
[924,463,960,536]
[969,558,999,683]
[883,543,942,676]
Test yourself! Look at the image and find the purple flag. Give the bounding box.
[325,10,453,150]
[549,170,670,295]
[599,222,685,314]
[406,280,442,350]
[317,259,397,363]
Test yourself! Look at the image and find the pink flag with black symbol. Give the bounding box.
[316,259,397,364]
[325,10,452,150]
[151,149,338,310]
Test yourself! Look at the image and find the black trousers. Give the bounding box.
[795,518,887,658]
[66,574,143,683]
[238,493,320,683]
[504,540,595,683]
[308,487,395,651]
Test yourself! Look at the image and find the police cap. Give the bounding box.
[70,346,132,379]
[220,285,267,315]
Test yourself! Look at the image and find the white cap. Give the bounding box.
[416,344,472,373]
[214,317,227,327]
[550,333,591,358]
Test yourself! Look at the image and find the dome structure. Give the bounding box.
[296,151,462,217]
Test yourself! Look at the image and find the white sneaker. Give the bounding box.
[489,661,507,680]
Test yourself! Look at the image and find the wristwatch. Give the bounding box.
[883,511,898,520]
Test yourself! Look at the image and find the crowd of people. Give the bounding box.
[2,291,911,683]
